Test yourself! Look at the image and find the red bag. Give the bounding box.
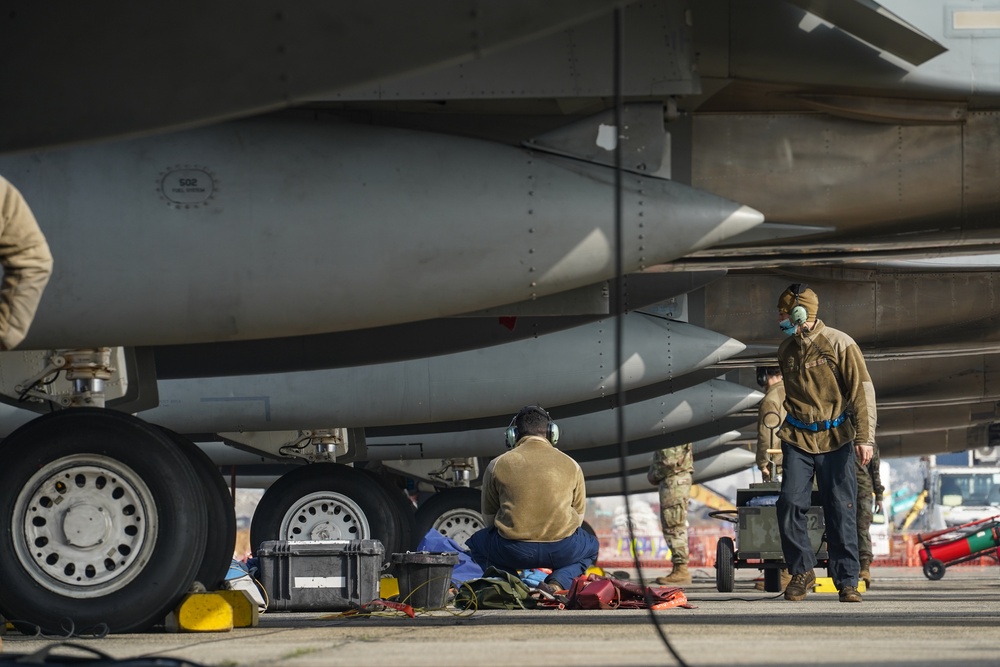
[571,577,620,609]
[567,574,693,610]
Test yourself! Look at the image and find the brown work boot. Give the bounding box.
[859,559,872,589]
[783,570,815,601]
[839,584,863,603]
[655,563,691,585]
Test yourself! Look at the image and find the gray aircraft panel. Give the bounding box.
[878,425,992,458]
[134,315,745,433]
[363,379,760,459]
[577,432,742,477]
[784,0,945,66]
[584,443,750,481]
[876,402,1000,437]
[0,116,760,349]
[691,113,964,231]
[695,269,1000,359]
[332,1,697,102]
[150,271,728,379]
[585,447,757,495]
[0,0,625,153]
[719,0,999,101]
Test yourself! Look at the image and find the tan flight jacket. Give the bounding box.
[777,320,877,454]
[481,435,586,542]
[0,176,52,350]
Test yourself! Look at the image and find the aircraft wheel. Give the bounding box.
[249,463,404,557]
[414,488,483,550]
[715,537,735,592]
[0,409,208,633]
[923,558,946,580]
[359,467,417,554]
[158,428,236,590]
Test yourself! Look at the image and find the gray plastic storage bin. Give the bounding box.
[257,539,384,611]
[390,551,460,609]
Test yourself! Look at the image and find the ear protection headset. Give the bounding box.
[504,405,560,449]
[788,283,809,326]
[756,366,780,388]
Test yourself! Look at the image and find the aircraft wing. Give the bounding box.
[0,0,627,153]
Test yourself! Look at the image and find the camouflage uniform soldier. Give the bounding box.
[647,443,694,585]
[756,366,785,481]
[856,444,885,588]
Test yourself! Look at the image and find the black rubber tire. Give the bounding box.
[158,427,237,591]
[716,537,735,593]
[249,463,402,559]
[581,519,596,536]
[414,488,483,550]
[358,467,418,555]
[0,409,208,634]
[923,558,946,581]
[763,566,781,592]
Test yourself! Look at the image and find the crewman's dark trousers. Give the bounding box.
[777,442,860,588]
[466,526,599,589]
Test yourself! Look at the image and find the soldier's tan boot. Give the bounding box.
[859,559,872,589]
[656,563,691,585]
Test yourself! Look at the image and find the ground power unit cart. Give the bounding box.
[711,481,828,592]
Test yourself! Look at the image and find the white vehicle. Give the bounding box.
[925,457,1000,531]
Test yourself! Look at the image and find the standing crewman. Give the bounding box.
[774,284,876,604]
[648,443,694,585]
[465,405,599,592]
[857,444,885,589]
[756,366,785,481]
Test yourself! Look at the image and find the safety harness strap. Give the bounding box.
[785,412,848,432]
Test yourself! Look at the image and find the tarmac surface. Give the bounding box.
[1,565,998,667]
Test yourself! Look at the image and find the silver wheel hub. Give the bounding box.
[279,491,371,541]
[433,508,484,550]
[12,454,157,598]
[63,503,112,548]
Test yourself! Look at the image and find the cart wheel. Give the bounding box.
[716,537,735,592]
[763,567,782,592]
[923,558,946,581]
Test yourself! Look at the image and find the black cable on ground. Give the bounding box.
[610,7,689,667]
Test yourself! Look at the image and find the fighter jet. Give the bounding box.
[1,0,1000,635]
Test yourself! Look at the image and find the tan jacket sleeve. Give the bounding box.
[572,464,587,520]
[480,458,500,528]
[0,177,53,350]
[841,343,877,447]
